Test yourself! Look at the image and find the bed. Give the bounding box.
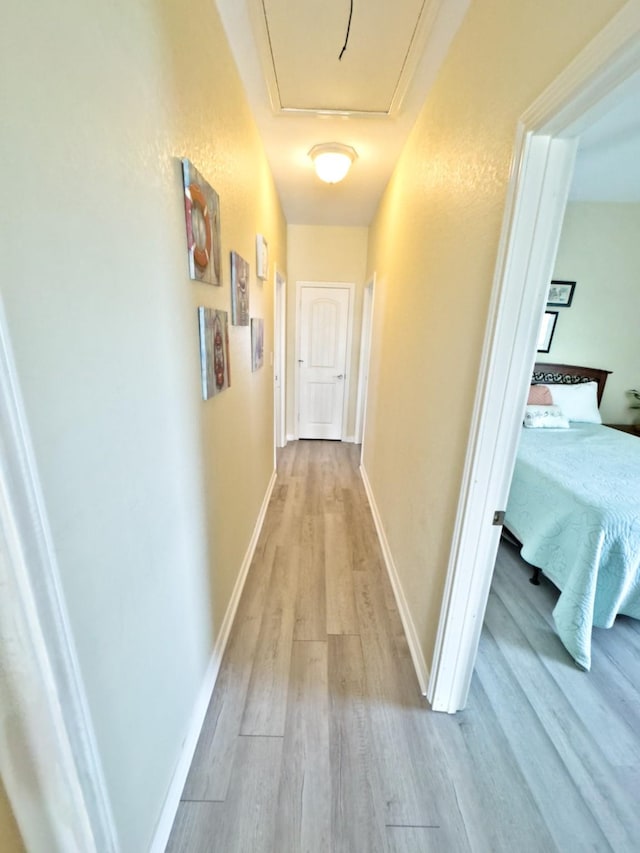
[504,362,640,670]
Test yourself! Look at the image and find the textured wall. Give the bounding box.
[363,0,626,676]
[548,202,640,423]
[286,225,369,439]
[0,0,285,850]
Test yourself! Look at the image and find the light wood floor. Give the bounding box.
[166,440,640,853]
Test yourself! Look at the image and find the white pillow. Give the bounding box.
[546,382,601,423]
[524,404,570,429]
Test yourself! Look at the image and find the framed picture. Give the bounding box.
[537,311,558,353]
[251,318,264,371]
[256,234,268,281]
[547,280,575,307]
[230,251,250,325]
[198,307,230,399]
[181,159,222,286]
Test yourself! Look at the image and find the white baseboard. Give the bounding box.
[149,468,278,853]
[286,434,357,444]
[286,432,297,442]
[148,645,218,853]
[359,464,430,696]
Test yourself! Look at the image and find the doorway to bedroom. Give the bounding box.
[491,75,640,667]
[428,7,640,714]
[453,50,640,839]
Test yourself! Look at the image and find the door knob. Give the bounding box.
[334,374,344,380]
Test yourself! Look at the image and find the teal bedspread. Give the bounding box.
[505,423,640,669]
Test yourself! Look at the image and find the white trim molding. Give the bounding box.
[150,469,277,853]
[429,1,640,713]
[360,464,430,695]
[273,267,287,456]
[0,299,119,851]
[354,274,376,449]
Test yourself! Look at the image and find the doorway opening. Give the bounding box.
[274,268,287,461]
[429,5,640,713]
[355,274,376,453]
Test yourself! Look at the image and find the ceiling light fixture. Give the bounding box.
[309,143,357,184]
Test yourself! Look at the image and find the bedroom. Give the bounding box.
[483,73,640,678]
[461,79,640,846]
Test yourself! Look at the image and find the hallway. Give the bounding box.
[165,441,640,853]
[166,439,461,851]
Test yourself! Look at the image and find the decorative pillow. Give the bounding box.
[546,382,601,423]
[524,404,570,429]
[527,384,552,405]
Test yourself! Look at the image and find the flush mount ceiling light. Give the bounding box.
[309,143,358,184]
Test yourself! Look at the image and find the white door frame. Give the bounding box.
[274,267,287,457]
[355,274,376,449]
[294,281,355,441]
[429,2,640,713]
[0,298,119,850]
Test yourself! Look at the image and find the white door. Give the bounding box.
[297,284,352,440]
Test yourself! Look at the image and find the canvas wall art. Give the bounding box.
[198,307,230,399]
[251,318,264,372]
[182,159,221,286]
[230,250,250,325]
[256,234,268,281]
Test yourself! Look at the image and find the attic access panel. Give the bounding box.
[256,0,434,115]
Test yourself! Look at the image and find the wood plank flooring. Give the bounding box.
[167,441,640,853]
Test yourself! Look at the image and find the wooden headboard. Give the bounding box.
[533,362,611,406]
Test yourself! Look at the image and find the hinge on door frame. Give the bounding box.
[492,510,505,526]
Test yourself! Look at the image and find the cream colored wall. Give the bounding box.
[545,202,640,423]
[286,225,369,439]
[363,0,625,678]
[0,780,24,853]
[1,1,285,851]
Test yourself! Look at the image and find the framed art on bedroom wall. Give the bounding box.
[537,310,558,353]
[547,280,575,307]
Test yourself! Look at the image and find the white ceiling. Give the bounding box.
[570,69,640,202]
[263,0,428,114]
[217,0,469,226]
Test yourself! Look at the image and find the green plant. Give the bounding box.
[627,389,640,423]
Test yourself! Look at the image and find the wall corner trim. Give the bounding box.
[359,464,430,696]
[0,297,119,852]
[149,467,278,853]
